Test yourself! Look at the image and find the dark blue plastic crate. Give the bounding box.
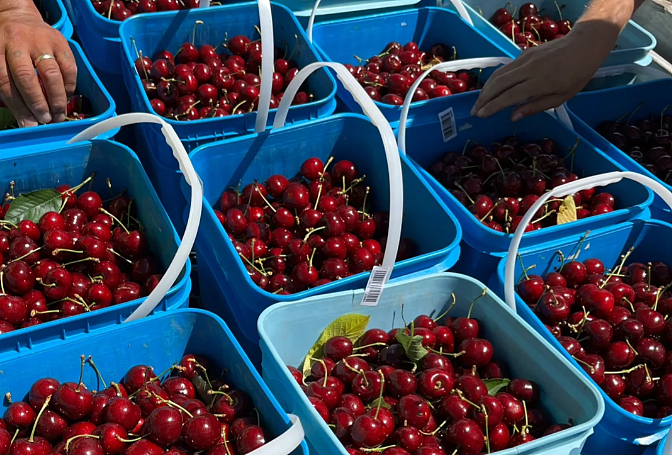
[567,78,672,217]
[0,308,308,455]
[399,90,654,282]
[0,138,191,340]
[0,40,117,148]
[118,3,337,231]
[310,7,512,127]
[181,113,462,364]
[443,0,656,66]
[491,220,672,455]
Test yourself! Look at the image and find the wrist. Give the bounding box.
[0,0,41,19]
[568,21,620,60]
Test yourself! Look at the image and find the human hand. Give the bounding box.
[471,22,616,122]
[0,1,77,127]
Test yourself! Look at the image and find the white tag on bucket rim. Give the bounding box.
[361,266,392,306]
[439,107,457,143]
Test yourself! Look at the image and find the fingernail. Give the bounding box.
[54,113,66,123]
[470,106,477,116]
[476,108,486,118]
[18,116,38,128]
[38,113,53,124]
[511,113,523,122]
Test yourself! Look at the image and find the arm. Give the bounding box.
[0,0,77,126]
[471,0,644,121]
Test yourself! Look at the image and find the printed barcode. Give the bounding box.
[438,107,457,143]
[361,266,390,306]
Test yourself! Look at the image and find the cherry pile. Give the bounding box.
[90,0,204,22]
[216,156,416,294]
[344,41,480,106]
[288,296,567,454]
[517,249,672,418]
[490,2,573,50]
[428,137,618,233]
[0,354,272,455]
[0,176,164,331]
[134,24,312,121]
[0,95,93,129]
[597,109,672,184]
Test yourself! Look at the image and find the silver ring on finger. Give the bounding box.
[34,54,56,66]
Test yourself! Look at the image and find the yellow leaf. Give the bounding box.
[301,314,370,376]
[557,195,577,225]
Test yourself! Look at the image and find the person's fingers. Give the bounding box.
[0,54,38,127]
[34,52,66,123]
[511,94,567,121]
[471,63,529,116]
[55,47,77,98]
[475,79,552,119]
[6,46,52,124]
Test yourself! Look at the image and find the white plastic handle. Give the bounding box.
[247,414,304,455]
[662,433,671,454]
[397,57,572,155]
[274,62,403,306]
[439,0,473,25]
[254,0,275,134]
[504,171,672,312]
[307,0,321,43]
[67,113,203,322]
[199,0,210,8]
[591,63,672,81]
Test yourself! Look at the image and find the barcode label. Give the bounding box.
[438,107,457,143]
[361,266,391,306]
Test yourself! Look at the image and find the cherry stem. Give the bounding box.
[479,199,505,223]
[153,393,194,417]
[605,364,644,375]
[353,342,387,351]
[303,226,326,243]
[343,176,366,194]
[30,309,59,317]
[0,221,16,229]
[257,189,276,213]
[66,434,99,451]
[565,137,580,173]
[314,182,323,211]
[239,253,267,276]
[208,390,234,404]
[622,102,645,125]
[455,390,480,408]
[111,382,122,396]
[483,405,491,454]
[572,230,590,262]
[75,355,86,392]
[433,293,456,322]
[99,208,129,234]
[467,288,487,319]
[62,257,100,268]
[66,174,97,197]
[359,370,369,387]
[454,183,475,205]
[553,0,563,20]
[9,246,43,264]
[531,209,557,226]
[107,248,133,264]
[374,371,386,420]
[572,355,594,374]
[29,395,51,442]
[615,247,635,275]
[116,435,143,443]
[88,356,107,389]
[361,187,370,217]
[461,140,473,156]
[130,36,140,59]
[287,34,299,64]
[0,271,4,295]
[192,20,204,46]
[9,429,18,446]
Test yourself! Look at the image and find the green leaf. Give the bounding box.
[395,330,428,363]
[4,189,63,224]
[556,195,577,225]
[483,378,511,396]
[301,314,370,376]
[0,108,15,130]
[191,374,215,406]
[368,397,392,411]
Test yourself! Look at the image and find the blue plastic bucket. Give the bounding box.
[182,113,462,364]
[442,0,656,66]
[0,135,191,340]
[567,77,672,218]
[0,40,117,148]
[398,90,654,283]
[310,7,512,127]
[0,308,309,455]
[118,3,337,231]
[492,220,672,455]
[258,272,605,455]
[36,0,73,38]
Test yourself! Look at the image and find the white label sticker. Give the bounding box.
[438,107,457,143]
[361,266,392,306]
